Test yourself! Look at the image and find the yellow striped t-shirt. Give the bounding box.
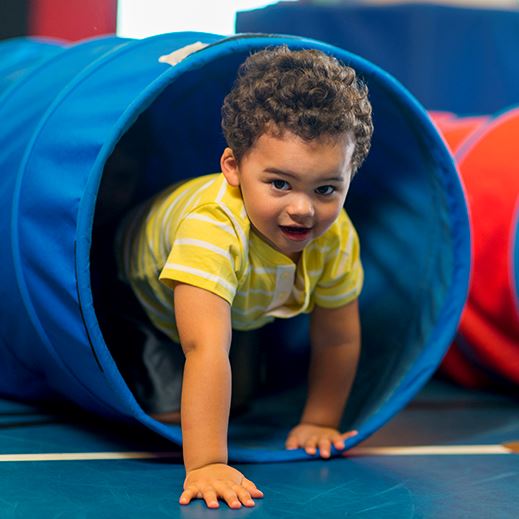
[117,173,363,343]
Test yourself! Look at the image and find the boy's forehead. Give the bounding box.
[254,128,353,151]
[246,130,354,178]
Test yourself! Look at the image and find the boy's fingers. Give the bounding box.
[332,432,349,450]
[285,436,300,450]
[202,488,219,509]
[333,437,346,450]
[304,436,318,454]
[242,478,264,498]
[232,484,255,507]
[181,485,203,504]
[318,438,332,458]
[179,488,195,505]
[341,430,359,441]
[213,482,241,509]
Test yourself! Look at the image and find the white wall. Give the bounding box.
[117,0,297,38]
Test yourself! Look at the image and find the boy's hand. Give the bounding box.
[285,423,358,459]
[180,463,264,509]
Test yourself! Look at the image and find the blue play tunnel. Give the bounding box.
[0,33,470,462]
[0,37,62,96]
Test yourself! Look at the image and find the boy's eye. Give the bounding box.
[315,185,336,196]
[272,179,290,190]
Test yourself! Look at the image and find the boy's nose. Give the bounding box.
[287,195,315,222]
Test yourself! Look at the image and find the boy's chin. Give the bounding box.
[252,225,308,259]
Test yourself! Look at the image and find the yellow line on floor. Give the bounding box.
[0,444,515,462]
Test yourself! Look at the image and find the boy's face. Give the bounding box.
[221,130,355,262]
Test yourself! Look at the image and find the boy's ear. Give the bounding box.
[220,147,240,187]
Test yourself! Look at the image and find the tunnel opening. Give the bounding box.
[88,40,462,444]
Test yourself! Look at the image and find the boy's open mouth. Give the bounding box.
[279,225,312,241]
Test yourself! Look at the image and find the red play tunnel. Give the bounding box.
[432,109,519,388]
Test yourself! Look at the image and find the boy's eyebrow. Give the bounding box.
[263,167,345,182]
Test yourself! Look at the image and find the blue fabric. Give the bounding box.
[0,36,120,402]
[0,38,63,96]
[0,33,470,462]
[237,3,519,116]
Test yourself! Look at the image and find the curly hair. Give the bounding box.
[221,45,373,174]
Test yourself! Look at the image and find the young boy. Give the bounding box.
[115,45,373,509]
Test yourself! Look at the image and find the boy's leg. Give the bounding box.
[97,229,262,425]
[147,330,262,423]
[94,222,184,419]
[228,330,262,417]
[106,278,261,421]
[105,278,185,417]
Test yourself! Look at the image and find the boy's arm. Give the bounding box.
[286,299,361,457]
[174,283,263,508]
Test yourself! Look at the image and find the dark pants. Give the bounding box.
[102,276,261,416]
[104,278,183,414]
[92,220,261,416]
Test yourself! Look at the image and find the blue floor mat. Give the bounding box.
[0,379,517,518]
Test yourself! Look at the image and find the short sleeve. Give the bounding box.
[312,211,363,308]
[159,204,243,304]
